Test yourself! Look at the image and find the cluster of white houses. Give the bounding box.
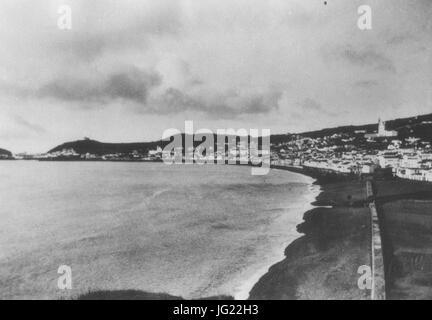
[23,119,432,183]
[271,119,432,183]
[41,147,164,161]
[272,148,432,182]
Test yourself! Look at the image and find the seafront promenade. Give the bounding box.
[374,179,432,299]
[366,180,386,300]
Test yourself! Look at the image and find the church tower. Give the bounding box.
[378,118,385,135]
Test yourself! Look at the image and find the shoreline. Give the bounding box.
[8,159,431,299]
[234,169,320,300]
[248,166,371,300]
[243,166,321,300]
[1,160,372,300]
[72,167,432,300]
[74,165,321,301]
[75,174,432,300]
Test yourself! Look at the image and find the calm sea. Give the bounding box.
[0,161,318,299]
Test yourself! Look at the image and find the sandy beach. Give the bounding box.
[248,172,371,300]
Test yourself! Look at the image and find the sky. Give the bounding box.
[0,0,431,153]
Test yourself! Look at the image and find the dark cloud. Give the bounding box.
[340,47,396,73]
[240,95,275,113]
[34,69,281,118]
[145,88,282,118]
[105,71,161,102]
[152,88,200,113]
[37,67,162,105]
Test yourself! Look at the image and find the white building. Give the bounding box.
[378,151,400,169]
[400,154,421,168]
[365,118,398,139]
[396,167,432,182]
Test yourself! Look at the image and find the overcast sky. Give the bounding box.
[0,0,431,153]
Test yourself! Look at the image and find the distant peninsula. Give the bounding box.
[0,148,13,159]
[48,138,164,158]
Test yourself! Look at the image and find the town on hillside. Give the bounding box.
[6,117,432,183]
[271,118,432,182]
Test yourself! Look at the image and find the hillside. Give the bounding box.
[271,113,432,144]
[301,113,432,140]
[48,139,164,156]
[0,148,12,158]
[47,112,432,155]
[48,134,263,155]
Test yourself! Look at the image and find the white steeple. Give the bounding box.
[378,118,385,135]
